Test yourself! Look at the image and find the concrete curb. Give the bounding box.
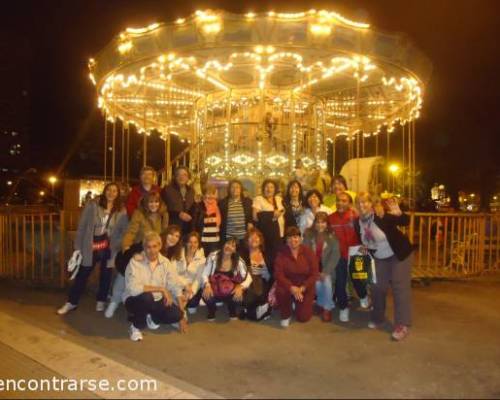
[0,311,222,399]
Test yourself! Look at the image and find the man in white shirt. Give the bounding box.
[124,232,187,341]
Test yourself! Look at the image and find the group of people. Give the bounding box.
[57,165,414,343]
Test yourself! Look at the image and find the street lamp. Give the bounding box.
[48,176,58,195]
[388,163,400,174]
[388,163,400,192]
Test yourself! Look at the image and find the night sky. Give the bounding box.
[4,0,500,202]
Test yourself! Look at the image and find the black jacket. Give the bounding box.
[283,203,299,230]
[160,182,196,234]
[354,213,413,261]
[218,196,253,241]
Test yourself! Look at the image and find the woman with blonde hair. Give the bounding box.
[355,192,414,341]
[105,191,168,318]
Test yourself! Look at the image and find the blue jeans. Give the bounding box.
[68,248,111,305]
[315,275,335,311]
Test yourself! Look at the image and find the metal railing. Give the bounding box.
[407,213,499,278]
[0,210,498,288]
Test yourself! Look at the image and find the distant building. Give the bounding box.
[0,32,31,201]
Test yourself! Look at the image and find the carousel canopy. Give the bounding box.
[89,9,431,179]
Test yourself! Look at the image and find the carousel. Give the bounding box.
[88,9,431,198]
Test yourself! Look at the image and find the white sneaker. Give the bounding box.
[280,317,291,328]
[57,302,77,315]
[360,297,370,309]
[104,302,119,318]
[339,308,350,322]
[129,324,143,341]
[146,314,160,330]
[187,307,197,315]
[96,301,106,312]
[368,321,379,329]
[256,303,270,320]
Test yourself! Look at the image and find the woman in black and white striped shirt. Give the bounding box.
[219,179,254,250]
[194,184,221,257]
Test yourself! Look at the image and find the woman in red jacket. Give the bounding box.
[274,226,319,328]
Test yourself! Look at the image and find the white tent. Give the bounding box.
[339,156,385,193]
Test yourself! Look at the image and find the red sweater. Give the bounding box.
[328,208,360,259]
[125,185,160,218]
[274,245,319,291]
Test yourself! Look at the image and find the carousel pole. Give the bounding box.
[386,127,391,190]
[165,131,171,184]
[143,107,147,167]
[321,100,326,168]
[355,74,361,191]
[374,132,379,189]
[189,101,196,173]
[103,112,108,181]
[111,119,116,181]
[225,89,232,174]
[290,91,297,172]
[332,136,336,176]
[362,131,365,158]
[203,95,209,177]
[347,135,350,161]
[412,120,417,208]
[402,122,406,198]
[126,123,131,183]
[409,120,414,206]
[121,120,125,183]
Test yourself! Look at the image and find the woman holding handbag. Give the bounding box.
[201,238,252,321]
[355,192,414,341]
[58,182,127,315]
[105,191,168,318]
[239,228,272,321]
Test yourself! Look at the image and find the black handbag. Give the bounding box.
[115,242,143,276]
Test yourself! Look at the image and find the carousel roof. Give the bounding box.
[89,9,431,139]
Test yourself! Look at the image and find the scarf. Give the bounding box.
[204,198,221,227]
[359,212,376,244]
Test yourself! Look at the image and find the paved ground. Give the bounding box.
[0,276,499,399]
[0,343,96,399]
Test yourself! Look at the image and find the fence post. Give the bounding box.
[59,210,66,289]
[478,215,485,274]
[409,212,415,244]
